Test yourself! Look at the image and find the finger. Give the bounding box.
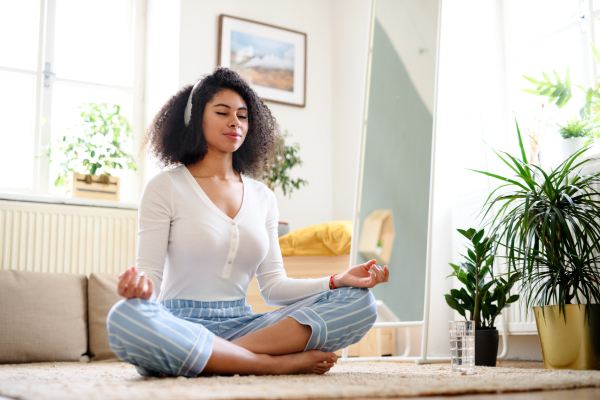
[134,272,147,298]
[368,270,376,286]
[384,265,390,281]
[117,269,134,296]
[372,265,382,281]
[143,278,154,300]
[123,271,140,298]
[361,259,377,271]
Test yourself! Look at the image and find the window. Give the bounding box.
[0,0,145,202]
[505,0,597,168]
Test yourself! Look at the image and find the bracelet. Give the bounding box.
[329,274,338,290]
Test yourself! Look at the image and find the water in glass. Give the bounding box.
[448,321,474,372]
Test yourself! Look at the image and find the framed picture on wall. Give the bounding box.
[218,14,307,107]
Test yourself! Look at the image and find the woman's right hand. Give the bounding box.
[118,265,154,300]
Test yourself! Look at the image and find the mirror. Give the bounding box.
[352,0,440,322]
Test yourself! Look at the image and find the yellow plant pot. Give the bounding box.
[534,304,600,370]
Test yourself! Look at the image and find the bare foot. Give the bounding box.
[270,350,338,375]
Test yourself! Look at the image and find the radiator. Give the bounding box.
[0,200,137,276]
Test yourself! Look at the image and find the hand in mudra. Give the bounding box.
[336,259,389,289]
[118,265,154,300]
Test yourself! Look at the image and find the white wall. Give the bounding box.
[330,0,372,222]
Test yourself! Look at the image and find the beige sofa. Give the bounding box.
[0,270,122,364]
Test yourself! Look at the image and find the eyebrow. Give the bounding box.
[213,103,247,111]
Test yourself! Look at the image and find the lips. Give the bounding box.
[224,133,242,140]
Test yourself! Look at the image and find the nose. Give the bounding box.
[229,116,241,129]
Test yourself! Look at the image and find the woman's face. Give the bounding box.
[202,89,249,154]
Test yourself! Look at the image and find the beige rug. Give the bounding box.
[0,361,599,400]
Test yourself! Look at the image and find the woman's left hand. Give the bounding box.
[334,259,389,289]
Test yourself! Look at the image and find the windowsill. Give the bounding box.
[0,191,138,210]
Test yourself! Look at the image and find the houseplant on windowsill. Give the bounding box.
[261,130,307,237]
[555,117,597,161]
[474,119,600,370]
[445,228,520,367]
[522,44,600,161]
[44,103,137,201]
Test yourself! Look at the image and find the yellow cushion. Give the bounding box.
[279,221,353,256]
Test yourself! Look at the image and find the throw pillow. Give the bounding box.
[0,269,88,363]
[88,273,123,361]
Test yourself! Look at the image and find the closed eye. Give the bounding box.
[216,111,247,120]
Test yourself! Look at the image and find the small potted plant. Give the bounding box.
[555,117,596,160]
[261,130,307,236]
[45,103,137,201]
[445,228,520,367]
[474,119,600,370]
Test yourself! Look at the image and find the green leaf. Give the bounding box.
[515,118,529,165]
[472,229,485,245]
[467,249,477,262]
[445,295,467,319]
[522,75,540,85]
[449,263,461,275]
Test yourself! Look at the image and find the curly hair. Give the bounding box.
[142,67,280,178]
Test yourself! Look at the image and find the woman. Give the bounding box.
[107,68,390,377]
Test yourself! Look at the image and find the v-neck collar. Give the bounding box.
[181,165,247,223]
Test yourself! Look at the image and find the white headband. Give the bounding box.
[184,80,202,126]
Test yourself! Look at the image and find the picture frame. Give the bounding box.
[218,14,307,108]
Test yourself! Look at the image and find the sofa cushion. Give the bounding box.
[0,269,88,363]
[88,273,123,361]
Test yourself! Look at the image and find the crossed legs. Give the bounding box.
[108,288,376,377]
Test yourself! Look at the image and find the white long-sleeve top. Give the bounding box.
[136,165,330,306]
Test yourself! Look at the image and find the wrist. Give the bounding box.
[332,273,345,289]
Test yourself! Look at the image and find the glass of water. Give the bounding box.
[448,320,475,372]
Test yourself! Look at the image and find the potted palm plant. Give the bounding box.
[445,228,520,366]
[474,119,600,370]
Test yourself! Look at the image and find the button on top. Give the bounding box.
[228,261,232,264]
[232,249,236,253]
[231,221,235,226]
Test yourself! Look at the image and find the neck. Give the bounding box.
[186,148,238,180]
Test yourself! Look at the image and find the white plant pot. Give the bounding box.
[561,137,587,161]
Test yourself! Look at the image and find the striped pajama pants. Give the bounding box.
[106,286,377,377]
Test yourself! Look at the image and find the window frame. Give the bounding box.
[0,0,146,203]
